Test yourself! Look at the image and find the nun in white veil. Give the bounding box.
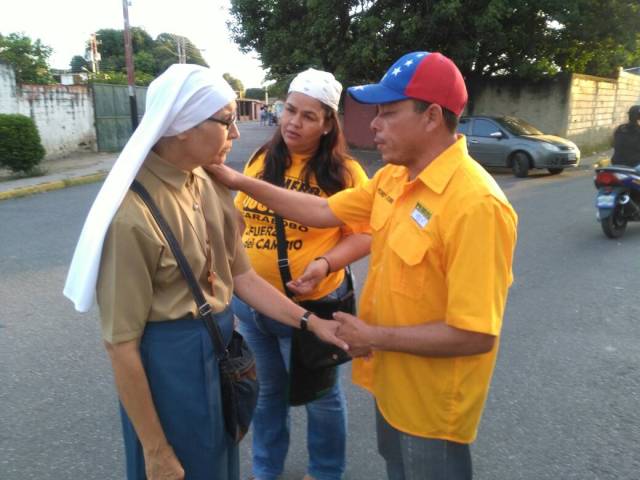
[63,64,345,480]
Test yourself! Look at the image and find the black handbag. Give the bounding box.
[131,180,258,444]
[273,211,356,406]
[296,269,356,369]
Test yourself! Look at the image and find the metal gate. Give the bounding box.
[92,83,147,152]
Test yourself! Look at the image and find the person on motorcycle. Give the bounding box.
[611,105,640,167]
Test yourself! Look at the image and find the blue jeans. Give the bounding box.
[233,295,347,480]
[376,404,472,480]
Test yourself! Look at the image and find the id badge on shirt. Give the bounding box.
[411,202,431,229]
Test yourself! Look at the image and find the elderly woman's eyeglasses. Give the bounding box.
[206,114,237,130]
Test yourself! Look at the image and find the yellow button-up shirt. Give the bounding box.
[97,151,251,344]
[328,137,517,443]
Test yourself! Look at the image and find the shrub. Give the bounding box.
[0,114,45,173]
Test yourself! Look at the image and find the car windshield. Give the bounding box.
[495,117,544,136]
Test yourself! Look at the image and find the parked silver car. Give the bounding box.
[458,116,581,177]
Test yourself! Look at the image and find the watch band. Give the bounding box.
[300,310,312,331]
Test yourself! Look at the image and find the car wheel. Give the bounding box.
[511,152,530,178]
[548,168,564,175]
[601,206,627,239]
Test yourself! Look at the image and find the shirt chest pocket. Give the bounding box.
[387,220,433,300]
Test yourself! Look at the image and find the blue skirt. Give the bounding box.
[120,309,239,480]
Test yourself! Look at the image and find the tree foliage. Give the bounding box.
[0,32,53,84]
[223,72,245,94]
[245,87,267,100]
[76,27,208,85]
[228,0,640,86]
[152,33,208,74]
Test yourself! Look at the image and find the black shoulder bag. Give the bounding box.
[130,180,258,444]
[273,204,356,405]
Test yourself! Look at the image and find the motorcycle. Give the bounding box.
[593,164,640,238]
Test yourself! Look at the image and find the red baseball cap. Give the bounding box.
[348,52,468,116]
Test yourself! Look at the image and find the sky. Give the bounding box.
[0,0,268,88]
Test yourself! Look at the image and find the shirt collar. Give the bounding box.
[290,152,310,165]
[143,150,210,190]
[416,135,468,194]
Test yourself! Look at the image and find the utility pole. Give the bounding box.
[174,35,187,63]
[122,0,138,130]
[176,37,183,63]
[88,34,101,73]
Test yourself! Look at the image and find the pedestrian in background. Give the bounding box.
[207,51,518,480]
[260,105,268,126]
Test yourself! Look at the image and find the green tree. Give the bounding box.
[153,33,208,75]
[134,51,157,75]
[266,79,288,100]
[245,87,267,100]
[552,1,640,76]
[229,0,640,86]
[92,29,126,72]
[0,32,53,84]
[223,72,244,94]
[91,27,155,73]
[79,27,208,84]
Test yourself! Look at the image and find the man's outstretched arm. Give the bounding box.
[206,164,342,228]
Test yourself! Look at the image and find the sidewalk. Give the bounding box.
[0,147,613,201]
[0,151,118,200]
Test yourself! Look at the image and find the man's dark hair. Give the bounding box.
[412,100,459,133]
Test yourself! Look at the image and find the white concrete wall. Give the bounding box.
[469,70,640,151]
[0,62,96,159]
[567,71,640,150]
[470,76,571,137]
[0,62,19,113]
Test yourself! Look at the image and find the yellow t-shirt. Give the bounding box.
[234,151,369,300]
[327,137,518,443]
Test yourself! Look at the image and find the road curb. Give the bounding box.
[0,172,107,201]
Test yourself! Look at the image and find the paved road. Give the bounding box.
[1,123,639,479]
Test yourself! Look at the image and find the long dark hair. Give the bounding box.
[250,99,354,195]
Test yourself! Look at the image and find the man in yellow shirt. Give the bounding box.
[207,51,517,480]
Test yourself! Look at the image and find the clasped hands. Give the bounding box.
[287,262,373,358]
[333,311,374,358]
[311,311,373,359]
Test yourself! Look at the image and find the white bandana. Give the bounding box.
[63,64,236,312]
[288,68,342,111]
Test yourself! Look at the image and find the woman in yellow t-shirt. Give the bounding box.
[232,69,370,480]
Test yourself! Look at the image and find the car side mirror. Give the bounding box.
[490,131,504,139]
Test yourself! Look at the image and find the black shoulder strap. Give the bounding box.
[274,214,294,298]
[272,163,295,299]
[129,180,228,360]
